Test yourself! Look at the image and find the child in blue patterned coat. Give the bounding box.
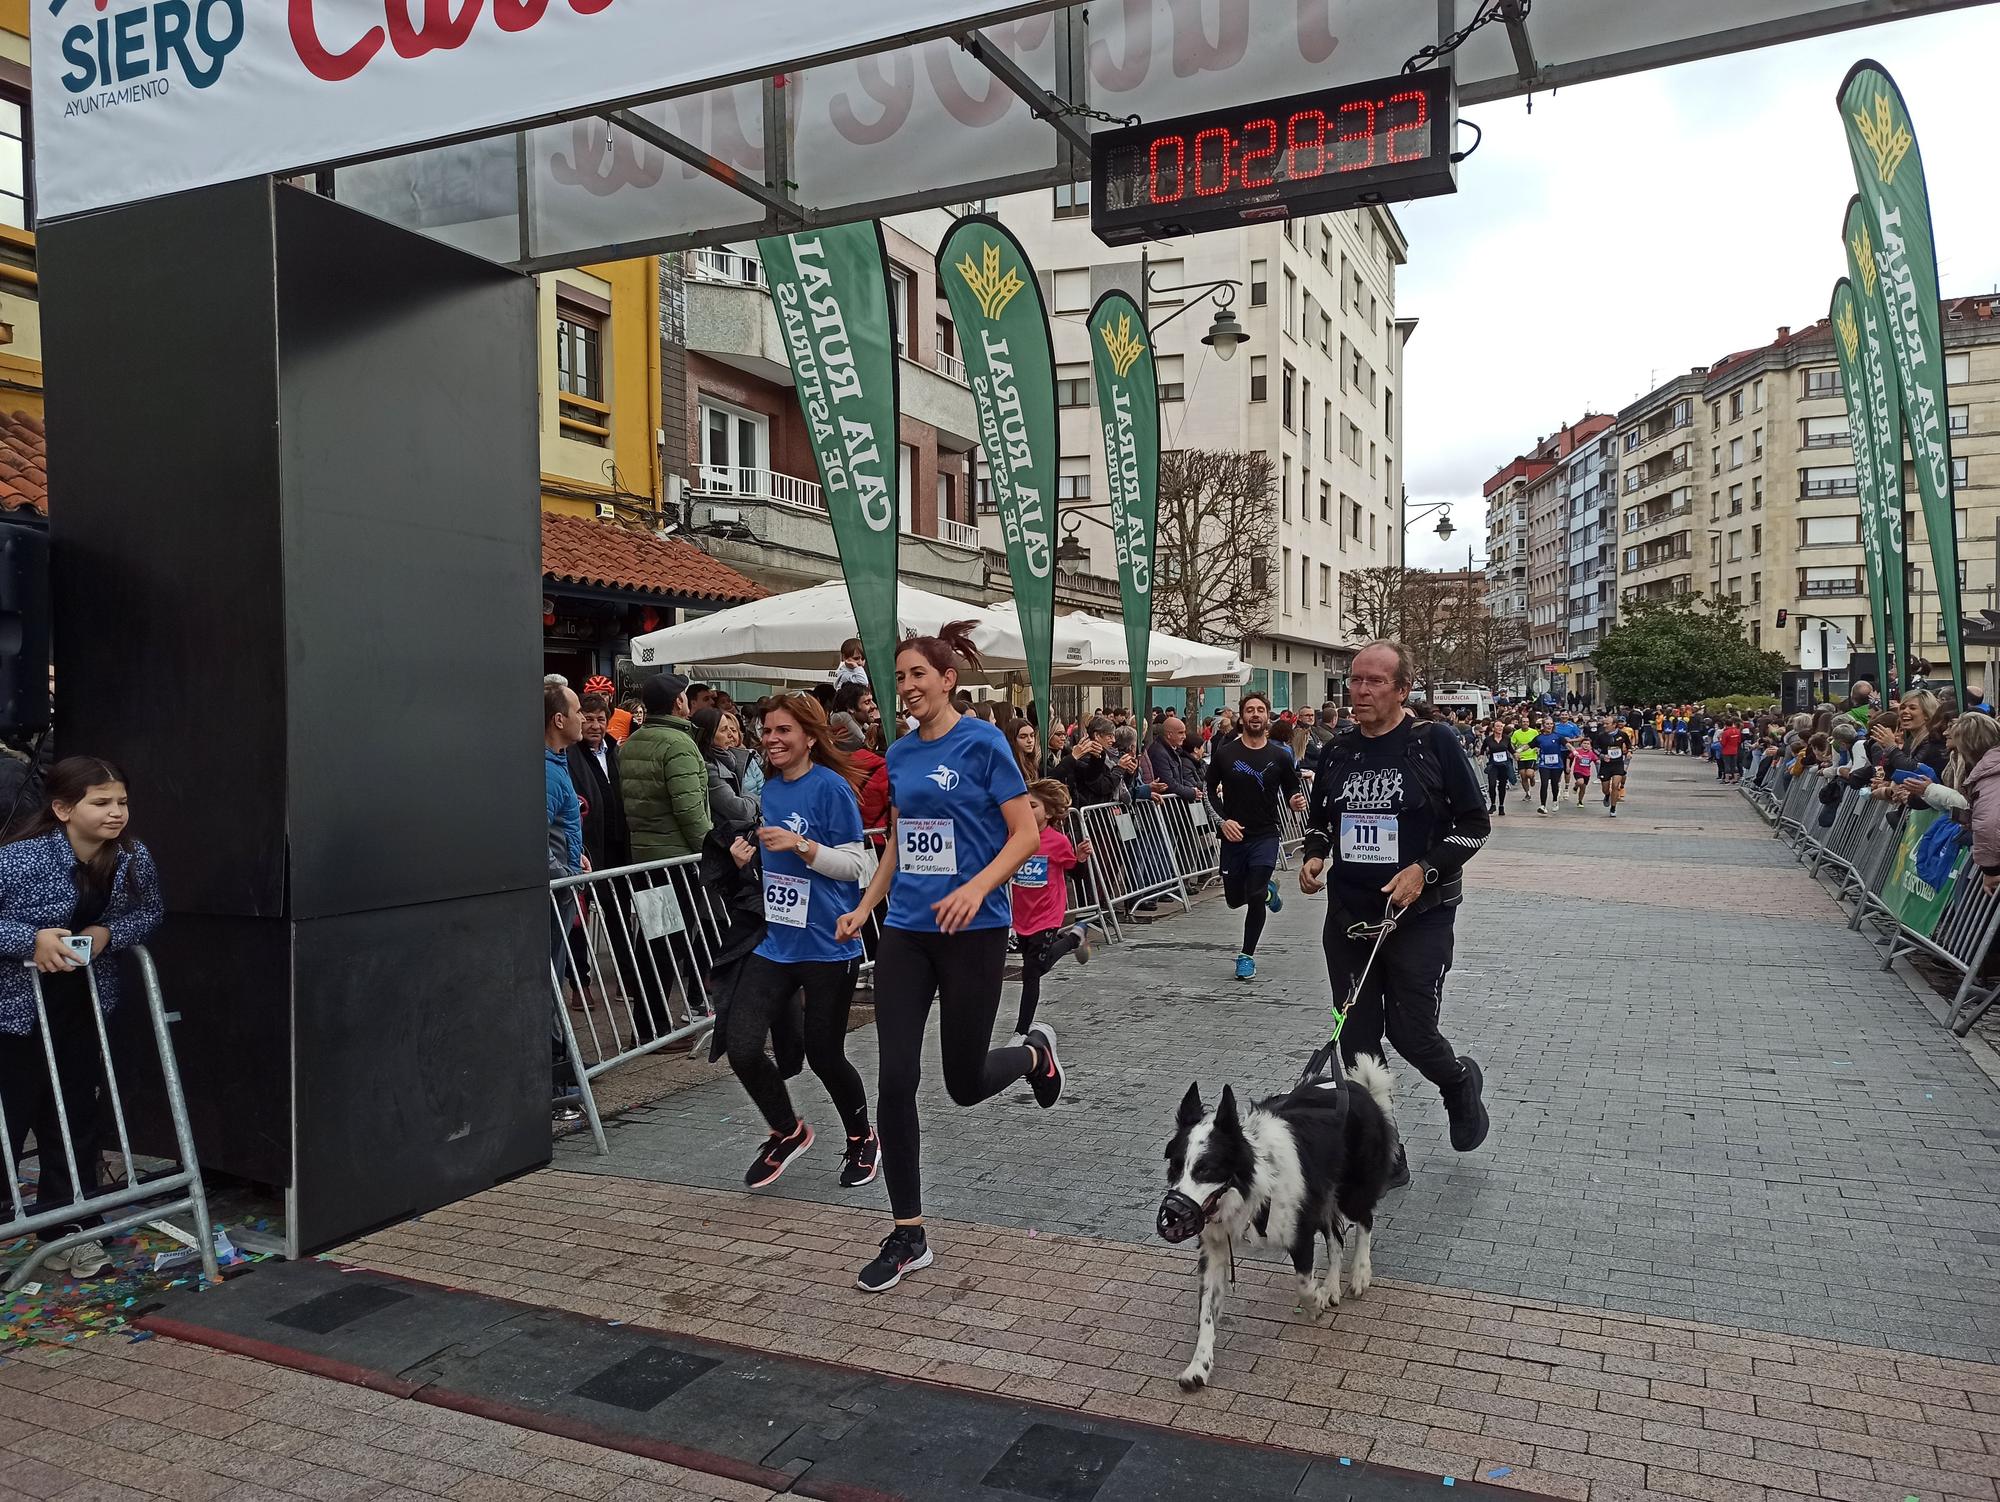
[0,757,162,1278]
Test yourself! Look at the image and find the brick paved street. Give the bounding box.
[550,750,2000,1362]
[10,749,2000,1502]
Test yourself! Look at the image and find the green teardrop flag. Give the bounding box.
[1088,289,1160,732]
[1828,276,1898,689]
[1839,61,1961,699]
[937,216,1058,734]
[758,223,902,723]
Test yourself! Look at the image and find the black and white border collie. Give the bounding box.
[1158,1055,1398,1391]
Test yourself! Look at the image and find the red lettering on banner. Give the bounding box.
[291,0,383,82]
[292,0,613,82]
[389,0,483,59]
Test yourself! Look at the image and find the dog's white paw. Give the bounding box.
[1349,1265,1371,1298]
[1310,1286,1339,1318]
[1177,1364,1210,1391]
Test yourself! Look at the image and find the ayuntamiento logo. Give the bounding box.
[54,0,244,115]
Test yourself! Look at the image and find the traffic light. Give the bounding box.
[1775,609,1789,627]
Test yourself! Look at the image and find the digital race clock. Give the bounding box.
[1090,68,1458,245]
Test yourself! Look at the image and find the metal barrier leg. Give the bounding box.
[550,960,609,1156]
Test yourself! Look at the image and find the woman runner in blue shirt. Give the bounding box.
[835,625,1058,1292]
[725,694,878,1192]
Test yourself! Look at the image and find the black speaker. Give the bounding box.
[0,517,48,734]
[1848,651,1880,693]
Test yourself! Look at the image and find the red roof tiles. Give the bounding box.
[542,510,767,605]
[0,411,46,517]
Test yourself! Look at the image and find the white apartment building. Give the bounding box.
[993,184,1410,713]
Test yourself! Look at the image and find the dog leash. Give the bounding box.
[1300,896,1402,1085]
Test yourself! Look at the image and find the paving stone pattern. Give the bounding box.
[0,1330,776,1501]
[555,752,2000,1364]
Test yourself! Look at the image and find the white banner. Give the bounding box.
[30,0,1062,222]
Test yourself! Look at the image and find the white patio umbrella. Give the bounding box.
[987,604,1249,686]
[628,581,1027,675]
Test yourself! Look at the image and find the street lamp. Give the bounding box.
[1404,499,1456,541]
[1142,252,1250,358]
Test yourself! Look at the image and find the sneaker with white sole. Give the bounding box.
[1072,925,1092,965]
[839,1131,880,1189]
[1025,1023,1064,1108]
[745,1121,813,1188]
[857,1224,931,1292]
[47,1239,111,1278]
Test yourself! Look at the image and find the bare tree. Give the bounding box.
[1446,590,1531,691]
[1154,449,1278,650]
[1340,565,1460,691]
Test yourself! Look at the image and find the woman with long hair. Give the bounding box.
[691,706,759,826]
[835,624,1053,1292]
[725,694,878,1191]
[1012,718,1051,787]
[0,757,163,1278]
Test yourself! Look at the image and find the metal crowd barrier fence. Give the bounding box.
[1,946,218,1292]
[1773,766,1821,843]
[550,854,731,1155]
[1879,842,2000,1035]
[1074,799,1191,923]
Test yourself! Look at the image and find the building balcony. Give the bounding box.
[688,275,979,449]
[1623,497,1693,539]
[1800,578,1863,598]
[1801,432,1851,449]
[1621,412,1693,457]
[1625,454,1691,495]
[1800,479,1858,499]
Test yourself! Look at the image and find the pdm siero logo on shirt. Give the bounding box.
[54,0,244,115]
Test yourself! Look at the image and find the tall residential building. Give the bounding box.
[1484,416,1608,695]
[994,187,1410,712]
[1561,427,1621,703]
[1613,372,1707,609]
[1699,305,2000,676]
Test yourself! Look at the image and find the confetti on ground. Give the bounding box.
[1487,1467,1512,1479]
[2,1218,268,1349]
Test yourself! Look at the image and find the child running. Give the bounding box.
[1570,737,1598,806]
[1008,779,1094,1043]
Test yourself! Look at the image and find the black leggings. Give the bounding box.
[1485,770,1509,812]
[1326,902,1465,1093]
[724,952,869,1140]
[1540,770,1564,807]
[874,926,1033,1220]
[0,982,107,1241]
[1222,863,1275,955]
[1015,926,1082,1036]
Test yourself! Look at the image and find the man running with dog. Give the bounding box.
[1300,640,1492,1187]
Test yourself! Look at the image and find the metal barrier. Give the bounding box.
[1074,799,1191,922]
[550,854,732,1154]
[1773,766,1821,844]
[0,946,218,1292]
[1880,842,2000,1036]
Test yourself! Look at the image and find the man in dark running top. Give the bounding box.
[1204,692,1306,982]
[1592,716,1632,816]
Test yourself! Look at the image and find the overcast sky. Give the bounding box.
[1398,4,2000,570]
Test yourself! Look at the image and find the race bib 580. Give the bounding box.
[899,818,957,877]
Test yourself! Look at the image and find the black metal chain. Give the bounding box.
[1403,0,1529,74]
[1049,99,1141,128]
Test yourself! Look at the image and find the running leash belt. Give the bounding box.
[1298,895,1401,1087]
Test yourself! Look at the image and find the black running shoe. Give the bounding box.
[1025,1023,1064,1109]
[856,1224,931,1292]
[745,1121,813,1188]
[1386,1141,1411,1189]
[840,1131,880,1188]
[1443,1057,1490,1152]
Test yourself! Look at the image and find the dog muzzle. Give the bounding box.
[1156,1188,1220,1244]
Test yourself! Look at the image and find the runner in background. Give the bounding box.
[1480,722,1514,816]
[1569,734,1598,808]
[724,695,877,1191]
[1593,717,1631,817]
[1534,718,1568,815]
[1511,718,1540,802]
[1204,692,1307,982]
[835,625,1061,1294]
[1008,778,1094,1043]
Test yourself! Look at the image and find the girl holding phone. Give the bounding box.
[0,757,163,1278]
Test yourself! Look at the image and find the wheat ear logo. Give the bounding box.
[1853,93,1912,186]
[956,242,1024,321]
[1850,224,1879,299]
[1836,300,1860,362]
[1099,313,1147,379]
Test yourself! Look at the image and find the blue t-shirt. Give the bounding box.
[885,714,1028,933]
[754,763,866,965]
[1534,732,1567,770]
